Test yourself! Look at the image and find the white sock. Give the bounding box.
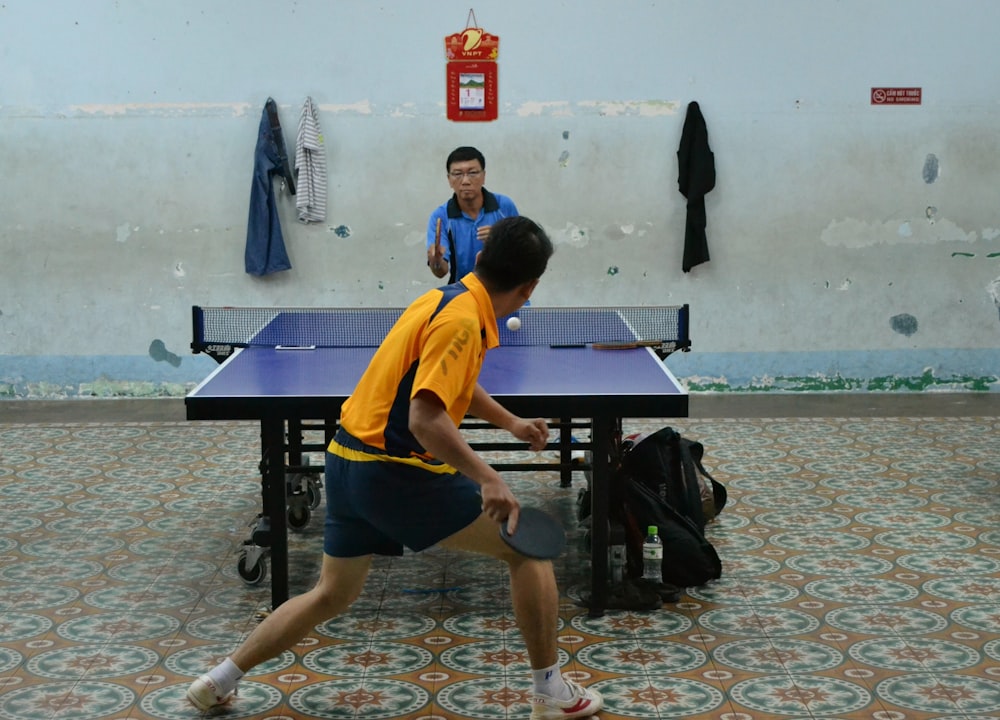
[532,663,571,700]
[207,657,244,695]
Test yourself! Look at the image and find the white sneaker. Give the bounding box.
[530,678,603,719]
[186,674,236,711]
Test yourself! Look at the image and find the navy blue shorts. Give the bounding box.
[323,442,483,558]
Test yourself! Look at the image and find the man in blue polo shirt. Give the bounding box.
[427,146,519,283]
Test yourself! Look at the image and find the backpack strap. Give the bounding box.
[685,439,727,517]
[677,439,707,531]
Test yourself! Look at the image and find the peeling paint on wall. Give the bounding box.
[685,369,996,393]
[15,101,396,120]
[148,340,181,367]
[8,369,994,398]
[515,101,572,117]
[389,103,418,118]
[316,101,374,115]
[989,278,1000,320]
[922,153,939,183]
[890,313,918,336]
[576,100,680,117]
[515,100,681,119]
[557,223,588,247]
[558,150,570,168]
[78,380,191,398]
[821,217,977,247]
[333,225,351,238]
[68,102,253,117]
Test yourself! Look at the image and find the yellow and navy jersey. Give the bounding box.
[334,272,499,465]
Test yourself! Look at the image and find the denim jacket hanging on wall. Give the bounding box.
[245,98,296,276]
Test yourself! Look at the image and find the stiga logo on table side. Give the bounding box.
[439,319,477,376]
[206,345,232,356]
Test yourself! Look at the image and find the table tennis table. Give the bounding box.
[186,305,689,616]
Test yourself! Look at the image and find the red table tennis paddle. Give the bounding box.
[499,506,567,559]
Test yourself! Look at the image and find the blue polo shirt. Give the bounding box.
[426,189,519,282]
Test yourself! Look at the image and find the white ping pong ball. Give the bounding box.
[506,316,521,331]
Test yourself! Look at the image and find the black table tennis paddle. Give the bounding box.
[592,340,664,350]
[499,506,567,559]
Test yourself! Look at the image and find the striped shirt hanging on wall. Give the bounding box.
[295,96,327,223]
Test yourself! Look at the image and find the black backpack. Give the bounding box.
[612,426,726,588]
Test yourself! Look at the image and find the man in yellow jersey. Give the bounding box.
[188,216,603,720]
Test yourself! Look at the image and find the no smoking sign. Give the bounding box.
[871,87,922,105]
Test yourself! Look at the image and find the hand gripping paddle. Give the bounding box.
[499,507,567,559]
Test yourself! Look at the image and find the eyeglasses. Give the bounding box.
[448,170,483,180]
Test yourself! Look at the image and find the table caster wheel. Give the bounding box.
[288,503,311,531]
[237,551,268,586]
[307,477,322,509]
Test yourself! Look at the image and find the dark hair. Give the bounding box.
[446,146,485,172]
[475,216,554,291]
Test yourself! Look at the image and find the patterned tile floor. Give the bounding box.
[1,410,999,719]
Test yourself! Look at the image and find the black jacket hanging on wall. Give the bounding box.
[677,101,715,272]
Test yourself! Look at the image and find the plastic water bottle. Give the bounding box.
[642,525,663,583]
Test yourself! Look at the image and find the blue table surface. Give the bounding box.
[189,344,684,401]
[245,308,665,348]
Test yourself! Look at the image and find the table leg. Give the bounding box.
[261,417,289,608]
[287,418,303,466]
[588,415,613,617]
[559,417,573,487]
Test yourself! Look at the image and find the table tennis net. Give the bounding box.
[192,304,689,352]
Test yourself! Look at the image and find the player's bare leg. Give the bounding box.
[187,554,371,711]
[440,515,602,719]
[442,514,558,664]
[234,554,369,668]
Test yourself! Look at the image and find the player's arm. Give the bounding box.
[469,383,548,451]
[409,389,517,523]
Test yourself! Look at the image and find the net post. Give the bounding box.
[678,304,692,351]
[190,306,205,354]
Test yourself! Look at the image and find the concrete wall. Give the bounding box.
[2,0,999,398]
